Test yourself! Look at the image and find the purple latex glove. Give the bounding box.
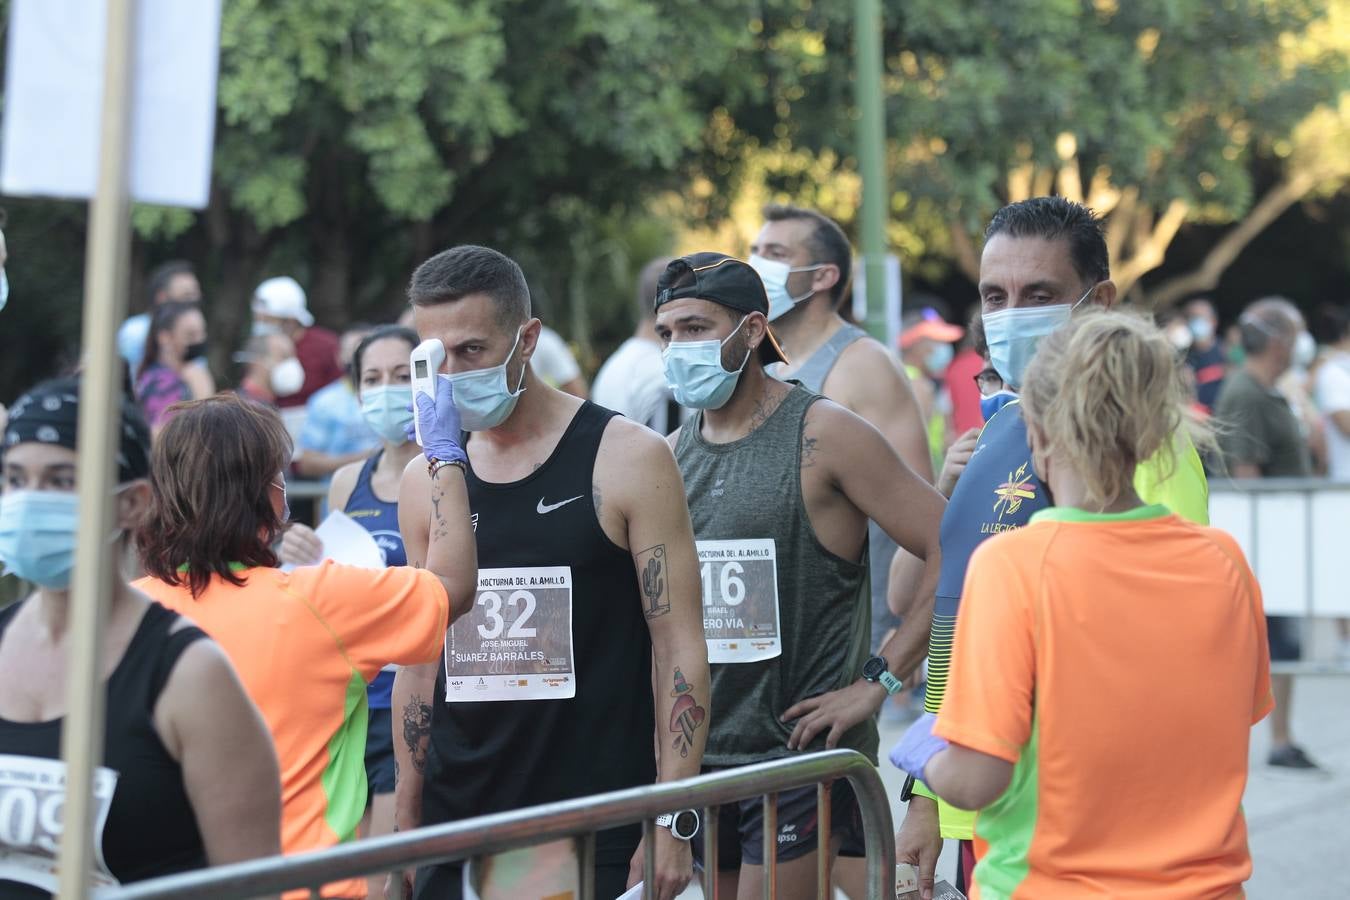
[889,712,949,784]
[414,376,467,465]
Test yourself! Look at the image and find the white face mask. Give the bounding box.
[748,254,822,322]
[1294,331,1316,368]
[270,357,306,396]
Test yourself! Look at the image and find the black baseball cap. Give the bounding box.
[654,252,789,365]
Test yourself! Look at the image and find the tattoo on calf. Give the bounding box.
[668,667,706,758]
[402,694,433,774]
[636,544,671,619]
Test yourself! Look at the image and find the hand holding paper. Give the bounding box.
[279,511,384,572]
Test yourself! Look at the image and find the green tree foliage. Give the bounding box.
[191,0,774,356]
[0,0,1345,402]
[722,0,1348,301]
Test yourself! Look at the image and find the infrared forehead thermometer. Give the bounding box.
[410,338,446,447]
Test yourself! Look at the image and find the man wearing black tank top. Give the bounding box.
[655,253,946,900]
[394,246,710,900]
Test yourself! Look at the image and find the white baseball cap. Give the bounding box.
[252,276,313,327]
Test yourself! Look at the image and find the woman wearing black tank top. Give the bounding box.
[0,378,281,896]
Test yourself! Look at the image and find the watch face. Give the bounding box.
[671,810,699,840]
[862,656,885,681]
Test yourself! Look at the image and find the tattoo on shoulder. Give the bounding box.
[592,482,603,518]
[636,544,671,619]
[801,433,820,468]
[402,693,433,774]
[668,667,706,758]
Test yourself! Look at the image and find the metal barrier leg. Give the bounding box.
[703,805,720,900]
[577,832,596,900]
[762,792,777,900]
[642,819,656,900]
[816,781,832,899]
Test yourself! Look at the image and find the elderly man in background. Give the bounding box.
[1214,296,1324,773]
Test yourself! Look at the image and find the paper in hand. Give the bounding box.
[280,511,385,572]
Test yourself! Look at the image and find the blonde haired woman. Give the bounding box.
[893,310,1271,899]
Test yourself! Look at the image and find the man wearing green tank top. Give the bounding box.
[654,253,946,900]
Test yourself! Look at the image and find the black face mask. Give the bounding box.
[184,341,208,362]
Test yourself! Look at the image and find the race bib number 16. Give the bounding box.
[445,566,576,702]
[697,539,782,664]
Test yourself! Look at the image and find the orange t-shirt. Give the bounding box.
[936,505,1272,900]
[137,562,448,899]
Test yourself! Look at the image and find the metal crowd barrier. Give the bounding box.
[110,749,895,900]
[1208,478,1349,675]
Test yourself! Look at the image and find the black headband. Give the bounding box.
[4,377,151,483]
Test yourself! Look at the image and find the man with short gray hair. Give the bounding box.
[1215,295,1322,772]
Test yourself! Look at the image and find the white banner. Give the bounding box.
[1,0,222,208]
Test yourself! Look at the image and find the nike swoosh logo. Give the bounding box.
[537,495,585,515]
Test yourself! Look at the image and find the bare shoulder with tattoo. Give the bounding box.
[591,415,683,551]
[800,397,865,482]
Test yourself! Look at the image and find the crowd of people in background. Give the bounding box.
[0,194,1345,900]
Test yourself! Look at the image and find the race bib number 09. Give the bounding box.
[0,756,119,895]
[697,539,782,664]
[445,566,576,702]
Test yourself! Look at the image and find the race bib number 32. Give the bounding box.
[445,566,576,702]
[697,539,782,664]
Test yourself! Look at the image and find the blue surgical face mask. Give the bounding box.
[446,327,526,431]
[0,491,79,589]
[360,383,414,444]
[983,284,1096,389]
[924,342,955,377]
[748,255,822,322]
[1188,317,1214,343]
[663,317,752,410]
[980,390,1018,422]
[0,270,9,314]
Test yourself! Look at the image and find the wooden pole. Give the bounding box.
[58,0,137,896]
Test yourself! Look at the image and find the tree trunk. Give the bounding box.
[204,186,276,381]
[1143,173,1318,309]
[1111,199,1189,299]
[946,218,981,283]
[307,149,351,330]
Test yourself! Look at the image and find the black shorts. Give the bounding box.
[691,769,865,869]
[365,706,396,796]
[1266,615,1302,662]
